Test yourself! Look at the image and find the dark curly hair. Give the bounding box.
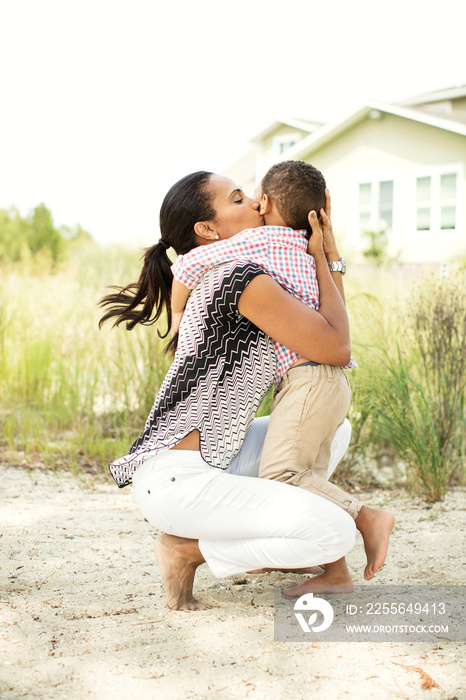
[261,160,326,236]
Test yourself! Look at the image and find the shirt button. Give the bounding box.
[171,477,176,482]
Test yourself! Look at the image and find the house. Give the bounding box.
[223,86,466,264]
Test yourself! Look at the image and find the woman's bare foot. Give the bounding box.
[282,558,353,597]
[247,566,325,575]
[355,506,395,580]
[153,534,209,611]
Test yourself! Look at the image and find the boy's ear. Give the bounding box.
[194,221,217,241]
[259,194,272,216]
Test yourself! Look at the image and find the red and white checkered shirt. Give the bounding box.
[171,226,356,387]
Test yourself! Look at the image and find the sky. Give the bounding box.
[1,0,466,247]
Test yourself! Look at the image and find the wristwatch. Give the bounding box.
[328,257,346,275]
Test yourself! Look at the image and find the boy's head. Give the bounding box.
[258,160,326,236]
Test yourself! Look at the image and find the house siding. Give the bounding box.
[297,114,466,263]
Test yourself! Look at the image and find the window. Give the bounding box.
[416,176,431,231]
[358,179,394,233]
[272,132,301,158]
[278,137,298,154]
[440,173,457,229]
[414,166,461,233]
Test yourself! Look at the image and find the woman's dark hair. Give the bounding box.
[98,171,215,348]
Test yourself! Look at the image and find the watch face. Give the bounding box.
[336,257,345,274]
[329,258,346,274]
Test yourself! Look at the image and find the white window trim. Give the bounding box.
[408,162,464,238]
[350,172,401,248]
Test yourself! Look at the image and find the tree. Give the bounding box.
[28,203,63,263]
[0,208,29,262]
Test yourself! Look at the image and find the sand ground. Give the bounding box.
[1,462,465,700]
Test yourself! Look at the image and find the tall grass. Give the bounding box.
[343,269,466,500]
[0,242,172,477]
[1,248,464,499]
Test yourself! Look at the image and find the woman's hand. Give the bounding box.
[319,188,345,303]
[320,189,340,261]
[306,211,324,258]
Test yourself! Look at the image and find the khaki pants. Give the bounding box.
[259,364,362,519]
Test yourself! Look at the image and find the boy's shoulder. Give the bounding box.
[262,226,308,237]
[237,225,308,240]
[173,226,308,269]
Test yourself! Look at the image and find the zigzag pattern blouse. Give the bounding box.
[109,261,276,488]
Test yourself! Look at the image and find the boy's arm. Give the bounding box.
[170,279,191,338]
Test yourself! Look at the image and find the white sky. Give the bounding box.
[1,0,465,246]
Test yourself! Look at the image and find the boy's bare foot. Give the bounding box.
[247,566,325,575]
[153,534,209,611]
[282,558,353,597]
[355,506,395,580]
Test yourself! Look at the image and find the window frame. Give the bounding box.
[409,162,464,237]
[352,171,400,241]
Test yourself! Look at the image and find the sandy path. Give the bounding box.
[1,462,465,699]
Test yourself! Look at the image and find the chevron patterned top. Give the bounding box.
[109,261,276,488]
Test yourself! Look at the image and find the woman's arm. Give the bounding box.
[238,211,350,366]
[318,189,346,304]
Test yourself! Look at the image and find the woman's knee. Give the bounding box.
[316,505,356,562]
[281,490,356,553]
[332,507,356,555]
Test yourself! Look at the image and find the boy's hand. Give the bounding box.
[306,211,324,257]
[171,310,184,339]
[320,189,339,260]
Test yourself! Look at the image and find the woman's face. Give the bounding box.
[207,174,264,239]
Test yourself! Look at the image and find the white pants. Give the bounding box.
[132,418,355,578]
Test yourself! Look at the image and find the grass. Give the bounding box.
[0,243,173,477]
[1,247,464,499]
[340,268,466,500]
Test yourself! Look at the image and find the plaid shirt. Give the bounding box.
[171,226,356,387]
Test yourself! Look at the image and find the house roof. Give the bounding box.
[282,100,466,161]
[251,117,322,143]
[398,84,466,106]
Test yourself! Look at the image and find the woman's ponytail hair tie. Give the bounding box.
[159,239,170,250]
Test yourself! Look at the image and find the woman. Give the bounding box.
[99,172,355,610]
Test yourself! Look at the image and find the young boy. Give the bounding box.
[170,161,394,588]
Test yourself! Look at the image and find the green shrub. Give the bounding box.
[348,272,466,500]
[362,229,388,266]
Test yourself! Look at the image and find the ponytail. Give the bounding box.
[98,171,215,345]
[98,241,173,335]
